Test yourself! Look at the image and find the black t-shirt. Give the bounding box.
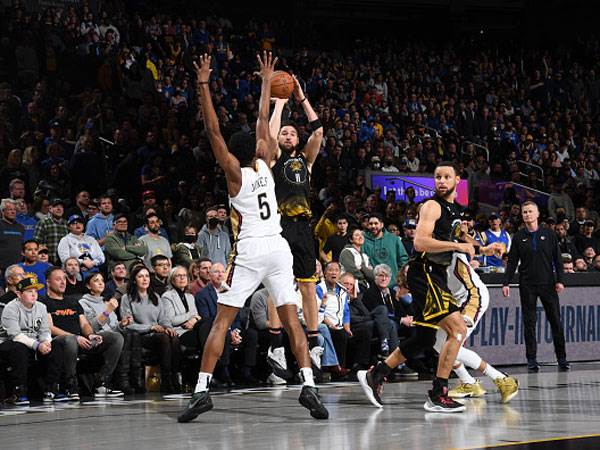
[323,234,349,262]
[65,279,86,297]
[40,295,84,335]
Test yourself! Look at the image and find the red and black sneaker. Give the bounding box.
[357,364,386,408]
[424,387,466,413]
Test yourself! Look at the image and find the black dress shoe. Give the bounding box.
[558,359,571,371]
[527,359,540,372]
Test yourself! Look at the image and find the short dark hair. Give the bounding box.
[198,257,211,265]
[145,213,160,226]
[228,131,255,168]
[368,213,384,223]
[435,161,461,175]
[45,266,64,280]
[281,121,300,136]
[151,254,170,267]
[22,239,39,250]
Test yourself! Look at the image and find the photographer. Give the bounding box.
[58,215,105,274]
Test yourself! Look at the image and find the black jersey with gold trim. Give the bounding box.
[272,150,312,218]
[418,195,465,266]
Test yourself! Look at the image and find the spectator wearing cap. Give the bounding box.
[0,275,61,405]
[362,213,408,287]
[37,246,50,264]
[574,219,599,255]
[320,215,349,264]
[58,215,104,273]
[139,213,172,269]
[85,194,114,247]
[0,199,25,281]
[401,219,417,256]
[18,239,52,297]
[105,214,147,271]
[479,214,512,269]
[33,198,68,266]
[41,267,125,399]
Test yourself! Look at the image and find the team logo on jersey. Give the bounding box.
[451,218,462,241]
[283,158,307,185]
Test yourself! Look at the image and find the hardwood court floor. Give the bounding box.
[2,365,600,450]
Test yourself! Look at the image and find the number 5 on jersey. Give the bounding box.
[258,193,271,220]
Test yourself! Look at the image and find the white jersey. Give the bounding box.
[229,158,282,241]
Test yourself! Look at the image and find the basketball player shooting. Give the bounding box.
[177,52,328,423]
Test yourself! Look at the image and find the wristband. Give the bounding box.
[474,246,481,255]
[197,81,209,85]
[102,310,111,318]
[299,97,307,103]
[309,119,322,131]
[33,340,40,351]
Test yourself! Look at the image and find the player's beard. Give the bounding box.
[279,142,297,154]
[435,184,456,199]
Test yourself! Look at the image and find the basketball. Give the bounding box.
[270,71,295,99]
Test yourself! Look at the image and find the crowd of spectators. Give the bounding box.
[2,0,600,404]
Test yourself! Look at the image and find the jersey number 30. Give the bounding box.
[258,193,271,220]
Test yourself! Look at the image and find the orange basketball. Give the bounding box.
[270,70,295,99]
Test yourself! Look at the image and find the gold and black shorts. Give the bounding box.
[407,260,460,325]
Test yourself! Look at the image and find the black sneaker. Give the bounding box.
[558,359,571,371]
[298,385,329,419]
[527,359,540,372]
[396,365,419,379]
[177,391,214,423]
[357,367,384,408]
[423,388,466,413]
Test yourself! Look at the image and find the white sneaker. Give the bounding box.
[266,373,287,385]
[267,346,291,379]
[309,346,324,370]
[94,385,125,399]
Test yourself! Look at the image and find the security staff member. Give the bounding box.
[502,201,569,372]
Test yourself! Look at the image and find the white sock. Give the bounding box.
[300,367,315,387]
[456,346,483,371]
[483,363,504,381]
[453,363,476,385]
[194,372,212,393]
